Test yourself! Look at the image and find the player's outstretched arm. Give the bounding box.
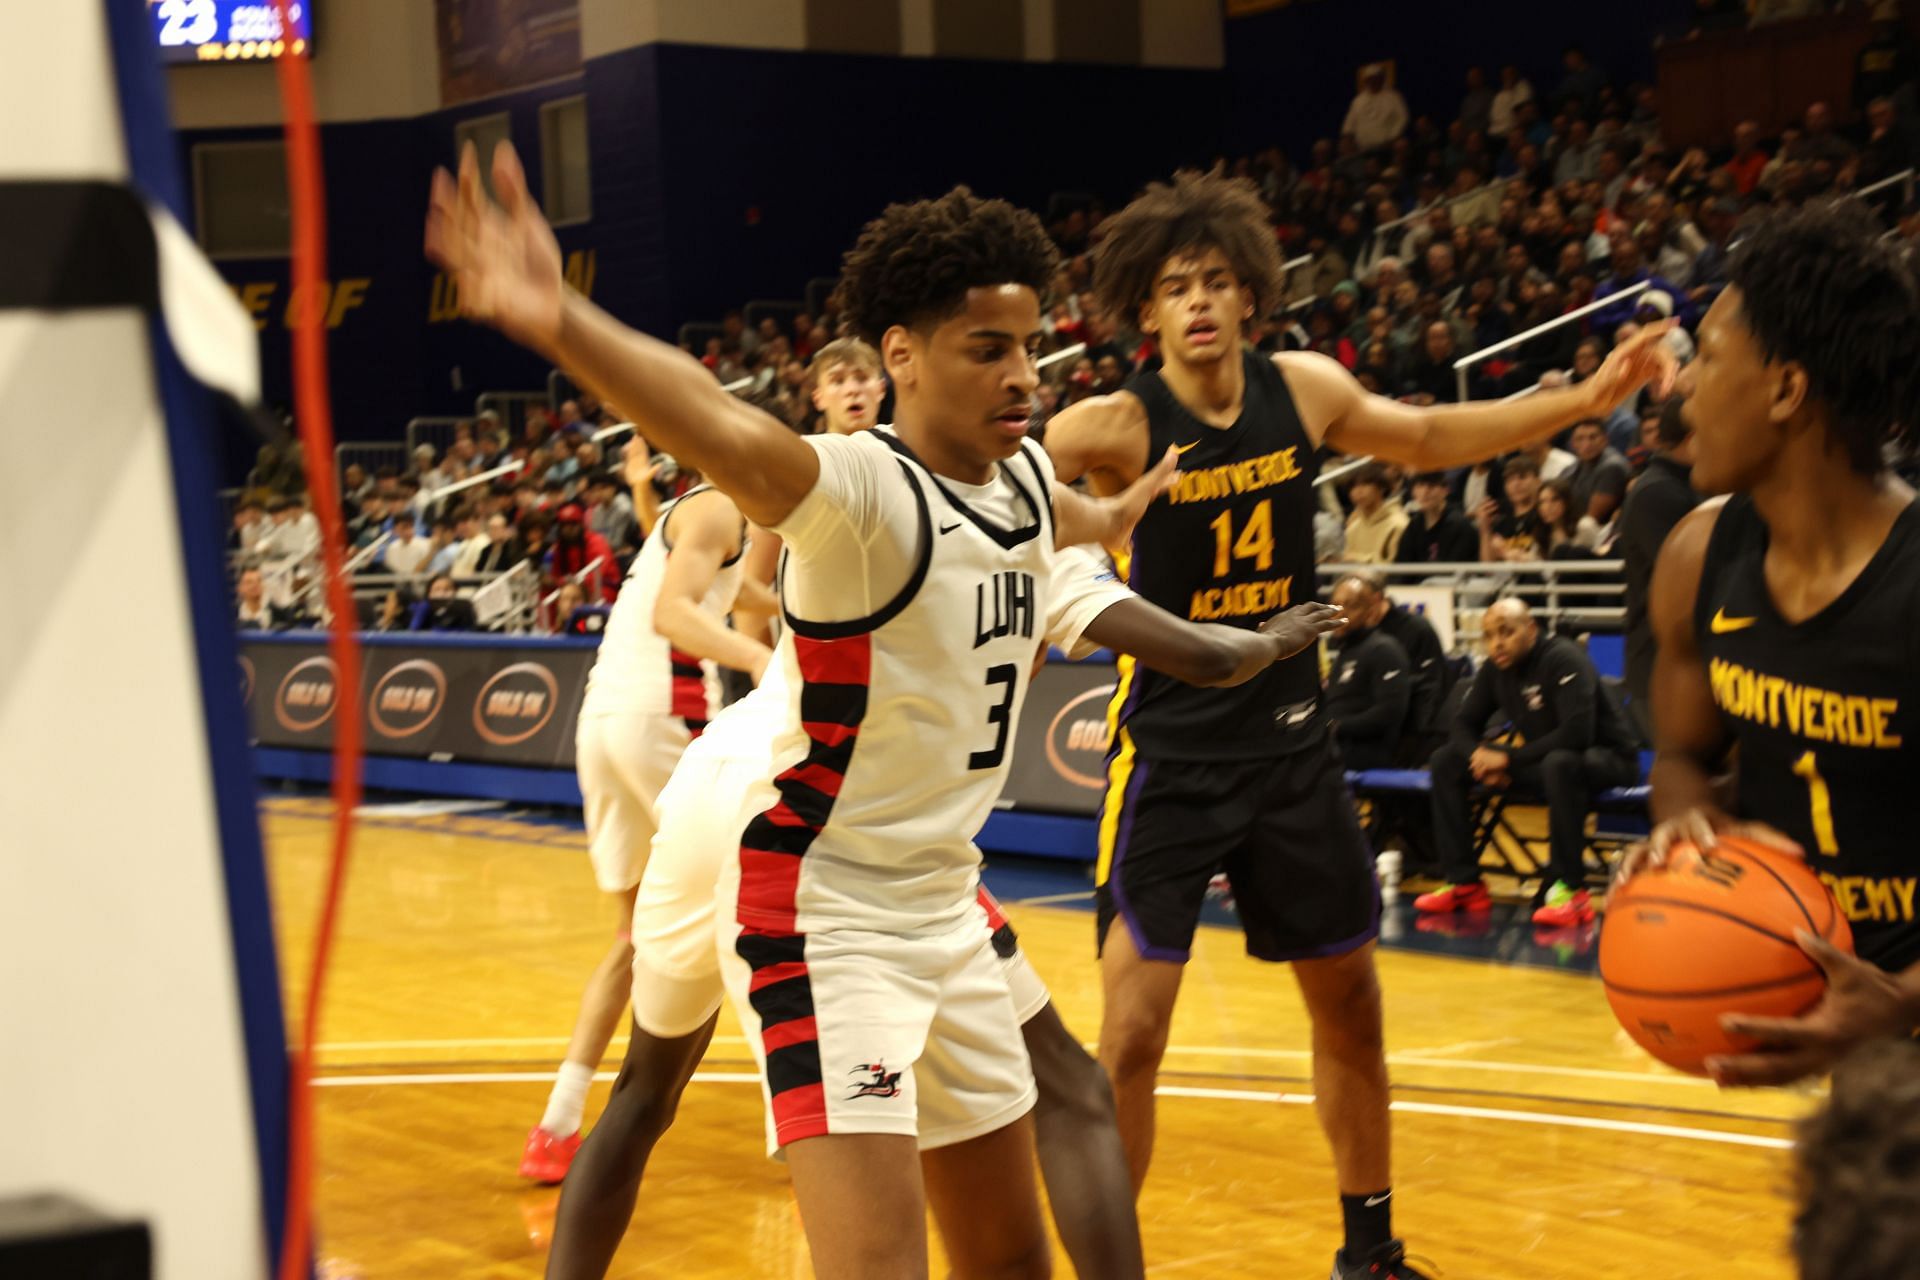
[1279,324,1676,471]
[426,143,817,528]
[1048,445,1178,552]
[1081,598,1343,688]
[651,490,774,683]
[1042,393,1152,492]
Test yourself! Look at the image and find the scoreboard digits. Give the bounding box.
[151,0,313,63]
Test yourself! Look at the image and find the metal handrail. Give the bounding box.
[1856,167,1915,201]
[427,459,522,505]
[1452,282,1650,403]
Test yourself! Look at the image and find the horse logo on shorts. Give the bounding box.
[847,1062,903,1099]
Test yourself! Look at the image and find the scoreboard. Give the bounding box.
[150,0,314,63]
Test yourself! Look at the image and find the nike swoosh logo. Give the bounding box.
[1173,440,1202,455]
[1560,673,1577,685]
[939,522,962,534]
[1365,1193,1392,1208]
[1711,608,1758,634]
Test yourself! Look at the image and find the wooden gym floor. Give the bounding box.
[261,795,1817,1280]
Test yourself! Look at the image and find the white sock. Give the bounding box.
[539,1061,596,1136]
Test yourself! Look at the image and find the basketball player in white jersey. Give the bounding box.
[520,440,773,1183]
[427,143,1334,1277]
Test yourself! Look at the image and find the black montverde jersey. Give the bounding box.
[1694,493,1920,970]
[1111,350,1324,760]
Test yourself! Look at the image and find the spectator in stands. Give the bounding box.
[426,512,473,577]
[1861,96,1920,189]
[583,469,638,554]
[548,503,621,603]
[1459,66,1495,138]
[1517,432,1578,482]
[383,511,433,579]
[230,500,266,558]
[1591,232,1691,331]
[1342,462,1410,563]
[1398,471,1481,566]
[1554,119,1601,186]
[1616,396,1699,740]
[1855,5,1919,115]
[1555,47,1608,114]
[1788,102,1855,171]
[341,462,373,506]
[235,567,279,630]
[1535,477,1603,557]
[1566,418,1632,523]
[413,443,447,493]
[1401,321,1462,404]
[1455,455,1505,525]
[1343,63,1409,152]
[1480,453,1546,560]
[1723,121,1771,196]
[1325,575,1415,770]
[1490,64,1535,137]
[1416,598,1641,923]
[260,495,320,566]
[468,512,520,576]
[403,574,478,633]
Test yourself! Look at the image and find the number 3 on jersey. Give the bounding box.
[969,664,1016,770]
[1208,500,1274,578]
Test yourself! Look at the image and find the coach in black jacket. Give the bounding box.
[1326,576,1414,769]
[1419,599,1639,909]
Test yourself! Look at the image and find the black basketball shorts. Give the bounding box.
[1094,732,1379,964]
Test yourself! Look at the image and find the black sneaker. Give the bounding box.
[1331,1239,1437,1280]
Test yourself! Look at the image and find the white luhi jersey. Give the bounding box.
[581,485,745,725]
[730,427,1068,936]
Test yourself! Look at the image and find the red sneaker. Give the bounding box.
[518,1126,581,1184]
[1413,882,1492,914]
[1531,884,1596,927]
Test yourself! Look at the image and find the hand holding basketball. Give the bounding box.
[1612,805,1803,889]
[1707,930,1913,1087]
[425,142,565,354]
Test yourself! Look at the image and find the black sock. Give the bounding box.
[1341,1189,1393,1257]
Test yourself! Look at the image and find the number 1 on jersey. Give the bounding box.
[1207,500,1274,578]
[1791,749,1839,856]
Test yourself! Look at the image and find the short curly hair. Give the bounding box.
[1090,169,1287,326]
[1726,199,1920,473]
[832,187,1060,346]
[1793,1038,1920,1280]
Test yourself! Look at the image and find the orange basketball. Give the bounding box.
[1599,835,1853,1074]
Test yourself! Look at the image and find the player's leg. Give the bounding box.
[534,886,637,1141]
[1229,748,1414,1274]
[984,887,1143,1278]
[545,745,744,1277]
[544,1013,719,1280]
[1092,753,1230,1193]
[1095,928,1183,1193]
[786,1134,930,1279]
[1021,1000,1145,1279]
[923,1115,1052,1280]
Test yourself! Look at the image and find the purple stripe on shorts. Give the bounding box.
[1107,758,1191,964]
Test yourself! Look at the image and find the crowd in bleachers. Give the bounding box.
[233,13,1920,641]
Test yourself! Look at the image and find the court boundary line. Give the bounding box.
[314,1035,1741,1091]
[309,1070,1792,1150]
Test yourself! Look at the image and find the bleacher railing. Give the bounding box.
[404,415,468,461]
[475,390,553,442]
[1452,282,1650,405]
[334,440,409,487]
[1318,558,1626,652]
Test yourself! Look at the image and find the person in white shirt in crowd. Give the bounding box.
[257,494,320,566]
[235,566,277,630]
[382,511,434,579]
[1517,433,1578,482]
[1342,462,1411,563]
[427,510,477,577]
[1343,63,1409,153]
[413,442,448,493]
[1489,64,1535,136]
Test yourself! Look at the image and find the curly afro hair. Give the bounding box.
[1726,198,1920,473]
[831,187,1060,346]
[1090,169,1287,327]
[1793,1038,1920,1280]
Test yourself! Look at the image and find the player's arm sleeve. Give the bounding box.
[771,435,911,624]
[1044,545,1136,659]
[1508,648,1598,764]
